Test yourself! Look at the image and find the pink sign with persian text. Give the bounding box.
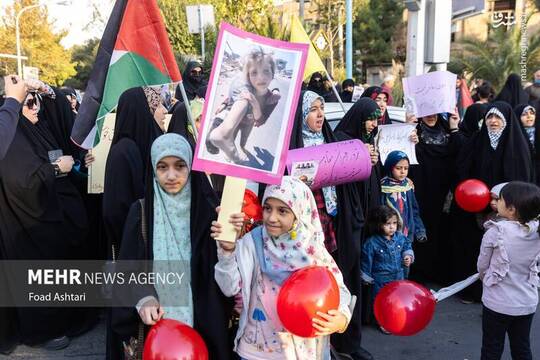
[286,139,372,190]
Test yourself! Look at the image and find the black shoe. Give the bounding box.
[40,336,70,350]
[350,347,374,360]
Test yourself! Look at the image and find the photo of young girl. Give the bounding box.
[206,46,281,164]
[194,23,307,183]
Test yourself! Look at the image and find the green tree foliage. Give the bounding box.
[0,0,75,85]
[353,0,405,73]
[451,14,540,90]
[158,0,285,68]
[63,38,100,90]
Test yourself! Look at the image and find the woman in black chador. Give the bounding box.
[111,133,234,360]
[0,91,88,352]
[103,87,166,259]
[451,101,532,302]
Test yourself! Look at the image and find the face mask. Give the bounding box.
[191,74,202,84]
[534,79,540,85]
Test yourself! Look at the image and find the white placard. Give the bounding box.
[376,123,418,165]
[402,71,457,118]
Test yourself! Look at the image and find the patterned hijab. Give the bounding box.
[301,91,326,147]
[256,176,344,285]
[486,107,507,149]
[301,91,338,216]
[151,133,193,325]
[143,86,162,115]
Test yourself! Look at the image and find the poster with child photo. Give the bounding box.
[193,22,308,184]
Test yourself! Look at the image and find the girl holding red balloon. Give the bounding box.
[477,181,540,360]
[111,134,235,360]
[212,176,353,359]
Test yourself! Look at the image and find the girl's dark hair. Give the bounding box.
[500,181,540,233]
[367,205,401,236]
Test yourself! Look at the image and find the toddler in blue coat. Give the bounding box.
[361,205,414,332]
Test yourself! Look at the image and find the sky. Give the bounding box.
[0,0,114,48]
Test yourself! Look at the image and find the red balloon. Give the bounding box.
[143,319,208,360]
[242,189,263,233]
[455,179,491,212]
[277,266,340,338]
[374,280,436,336]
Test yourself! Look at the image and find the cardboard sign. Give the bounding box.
[376,123,419,165]
[88,113,116,194]
[402,71,457,118]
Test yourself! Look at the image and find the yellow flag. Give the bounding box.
[290,16,327,81]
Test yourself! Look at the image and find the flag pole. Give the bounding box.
[177,80,198,142]
[324,70,346,112]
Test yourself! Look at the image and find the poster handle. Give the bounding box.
[215,176,247,243]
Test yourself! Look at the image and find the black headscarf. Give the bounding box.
[459,103,487,138]
[340,79,355,103]
[168,102,196,148]
[457,101,532,187]
[334,97,382,224]
[38,87,87,163]
[111,136,233,360]
[0,111,88,346]
[59,86,80,112]
[361,86,392,124]
[514,103,540,185]
[104,87,163,258]
[335,97,381,143]
[306,72,326,96]
[111,87,163,175]
[495,73,529,108]
[416,115,452,155]
[174,60,207,101]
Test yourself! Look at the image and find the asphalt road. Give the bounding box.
[1,295,538,359]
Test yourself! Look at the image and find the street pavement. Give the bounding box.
[1,295,538,359]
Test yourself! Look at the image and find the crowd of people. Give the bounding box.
[0,61,539,360]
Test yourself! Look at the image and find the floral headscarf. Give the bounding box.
[255,176,343,285]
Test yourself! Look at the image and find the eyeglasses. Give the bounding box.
[24,97,40,109]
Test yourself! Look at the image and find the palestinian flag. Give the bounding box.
[71,0,181,148]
